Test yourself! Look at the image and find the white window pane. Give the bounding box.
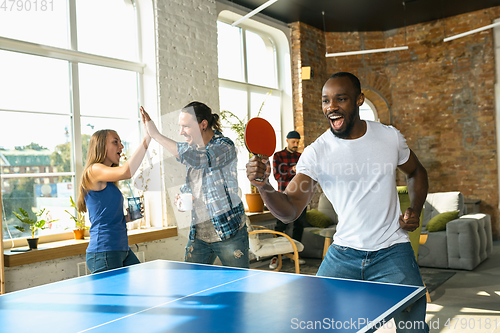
[246,30,276,88]
[79,63,138,118]
[219,85,248,156]
[217,21,244,82]
[76,0,138,61]
[81,117,140,166]
[250,91,281,189]
[250,91,281,132]
[0,1,69,48]
[0,112,72,171]
[2,176,76,239]
[359,101,376,121]
[219,85,247,144]
[0,50,70,114]
[219,85,250,195]
[1,112,75,239]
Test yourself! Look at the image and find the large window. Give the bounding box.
[217,20,282,195]
[0,0,144,241]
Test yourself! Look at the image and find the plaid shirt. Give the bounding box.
[177,131,244,241]
[273,148,301,192]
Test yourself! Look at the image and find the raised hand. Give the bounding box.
[140,106,160,139]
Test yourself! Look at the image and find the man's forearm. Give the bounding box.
[258,183,302,222]
[407,164,429,216]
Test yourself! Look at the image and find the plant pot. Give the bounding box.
[73,229,86,240]
[27,238,39,250]
[245,193,264,213]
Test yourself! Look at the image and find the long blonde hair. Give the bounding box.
[77,129,118,213]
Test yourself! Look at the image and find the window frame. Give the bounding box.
[0,0,153,246]
[217,13,291,195]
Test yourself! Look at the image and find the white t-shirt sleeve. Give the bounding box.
[296,144,318,181]
[395,127,411,166]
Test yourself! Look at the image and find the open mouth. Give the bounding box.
[329,114,344,130]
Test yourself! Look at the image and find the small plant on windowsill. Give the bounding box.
[66,196,89,240]
[13,207,57,250]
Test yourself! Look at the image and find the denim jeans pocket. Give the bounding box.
[86,252,109,274]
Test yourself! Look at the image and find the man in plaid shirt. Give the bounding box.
[269,130,307,269]
[142,102,249,269]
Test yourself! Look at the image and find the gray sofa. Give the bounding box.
[418,192,493,270]
[298,191,493,270]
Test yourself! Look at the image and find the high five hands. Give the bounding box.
[140,106,160,138]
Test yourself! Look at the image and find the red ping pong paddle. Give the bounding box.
[244,117,276,181]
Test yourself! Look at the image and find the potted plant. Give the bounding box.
[13,207,57,250]
[66,196,88,239]
[221,91,271,212]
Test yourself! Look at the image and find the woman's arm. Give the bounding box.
[88,107,152,183]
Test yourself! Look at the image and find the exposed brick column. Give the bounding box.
[290,22,329,149]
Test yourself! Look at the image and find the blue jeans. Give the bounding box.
[317,242,429,333]
[185,226,249,268]
[86,249,140,274]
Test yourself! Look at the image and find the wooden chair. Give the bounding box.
[246,216,304,274]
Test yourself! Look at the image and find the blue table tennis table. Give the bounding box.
[0,260,426,332]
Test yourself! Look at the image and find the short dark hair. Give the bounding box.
[330,72,361,96]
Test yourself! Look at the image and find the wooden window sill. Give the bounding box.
[3,227,178,267]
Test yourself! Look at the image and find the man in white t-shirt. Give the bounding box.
[246,72,429,333]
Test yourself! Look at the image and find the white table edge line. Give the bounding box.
[357,287,426,333]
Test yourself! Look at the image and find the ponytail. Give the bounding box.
[211,113,222,133]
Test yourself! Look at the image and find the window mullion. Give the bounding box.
[70,62,83,197]
[68,0,82,199]
[241,29,251,120]
[68,0,78,51]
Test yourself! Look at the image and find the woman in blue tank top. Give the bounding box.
[76,107,151,274]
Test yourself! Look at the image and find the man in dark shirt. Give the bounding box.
[269,130,306,269]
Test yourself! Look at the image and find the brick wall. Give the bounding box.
[291,9,500,237]
[291,22,330,149]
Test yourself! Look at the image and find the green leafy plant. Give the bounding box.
[65,196,88,230]
[13,207,57,239]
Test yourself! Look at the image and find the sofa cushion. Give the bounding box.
[425,210,459,232]
[252,236,304,257]
[306,209,333,228]
[447,214,493,270]
[418,230,449,268]
[423,192,465,228]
